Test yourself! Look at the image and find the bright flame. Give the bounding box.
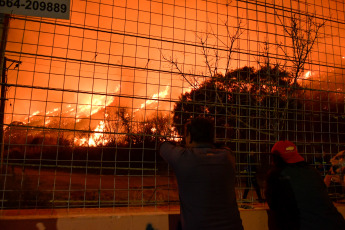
[45,119,51,125]
[167,127,182,142]
[27,110,40,119]
[137,86,170,111]
[74,86,119,120]
[297,71,314,86]
[42,95,116,125]
[303,71,312,79]
[24,110,41,124]
[27,91,118,146]
[76,95,114,118]
[92,120,108,145]
[74,120,108,146]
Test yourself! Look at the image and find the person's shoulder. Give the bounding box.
[159,141,175,148]
[210,146,233,156]
[159,141,183,152]
[287,162,314,172]
[159,141,187,164]
[159,141,188,154]
[213,144,233,153]
[212,146,236,166]
[267,167,284,179]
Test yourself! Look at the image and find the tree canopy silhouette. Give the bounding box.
[172,65,303,143]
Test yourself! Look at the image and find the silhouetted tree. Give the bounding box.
[277,13,325,86]
[104,108,174,147]
[172,65,302,143]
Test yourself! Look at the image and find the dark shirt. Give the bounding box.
[160,142,243,230]
[266,162,345,230]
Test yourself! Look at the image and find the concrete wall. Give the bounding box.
[1,205,345,230]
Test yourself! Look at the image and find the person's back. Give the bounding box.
[159,118,243,230]
[266,141,345,230]
[267,162,345,230]
[161,144,243,230]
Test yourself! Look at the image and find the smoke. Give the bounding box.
[3,0,345,145]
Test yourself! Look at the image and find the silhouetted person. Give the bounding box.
[266,140,345,230]
[242,152,263,202]
[324,150,345,196]
[146,223,155,230]
[160,118,243,230]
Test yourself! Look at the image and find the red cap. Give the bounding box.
[271,141,305,163]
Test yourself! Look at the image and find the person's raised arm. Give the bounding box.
[159,141,185,165]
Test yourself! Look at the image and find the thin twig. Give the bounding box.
[160,49,197,89]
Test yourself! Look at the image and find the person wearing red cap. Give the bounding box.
[265,140,345,230]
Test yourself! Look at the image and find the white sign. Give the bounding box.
[0,0,70,20]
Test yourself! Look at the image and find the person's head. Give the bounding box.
[271,141,304,166]
[184,117,214,146]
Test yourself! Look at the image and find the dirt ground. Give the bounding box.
[0,166,269,209]
[0,166,180,208]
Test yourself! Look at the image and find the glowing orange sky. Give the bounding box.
[3,0,345,131]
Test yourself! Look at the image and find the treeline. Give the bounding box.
[3,114,175,175]
[3,65,345,173]
[172,65,345,161]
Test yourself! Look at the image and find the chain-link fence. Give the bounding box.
[0,0,344,209]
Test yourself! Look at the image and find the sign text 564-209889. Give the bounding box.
[0,0,70,20]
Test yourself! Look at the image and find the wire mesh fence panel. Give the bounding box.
[0,0,344,210]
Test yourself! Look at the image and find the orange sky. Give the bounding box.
[3,0,345,134]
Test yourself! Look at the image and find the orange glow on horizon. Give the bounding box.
[3,0,345,147]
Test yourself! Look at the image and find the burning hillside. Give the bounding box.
[5,84,174,147]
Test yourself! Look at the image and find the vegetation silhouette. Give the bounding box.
[172,65,301,143]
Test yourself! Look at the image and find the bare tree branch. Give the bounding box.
[196,33,214,77]
[274,11,326,140]
[160,49,198,89]
[224,20,244,74]
[277,12,325,87]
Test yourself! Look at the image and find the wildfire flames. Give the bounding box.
[3,0,345,149]
[75,120,107,146]
[16,83,173,147]
[136,85,170,112]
